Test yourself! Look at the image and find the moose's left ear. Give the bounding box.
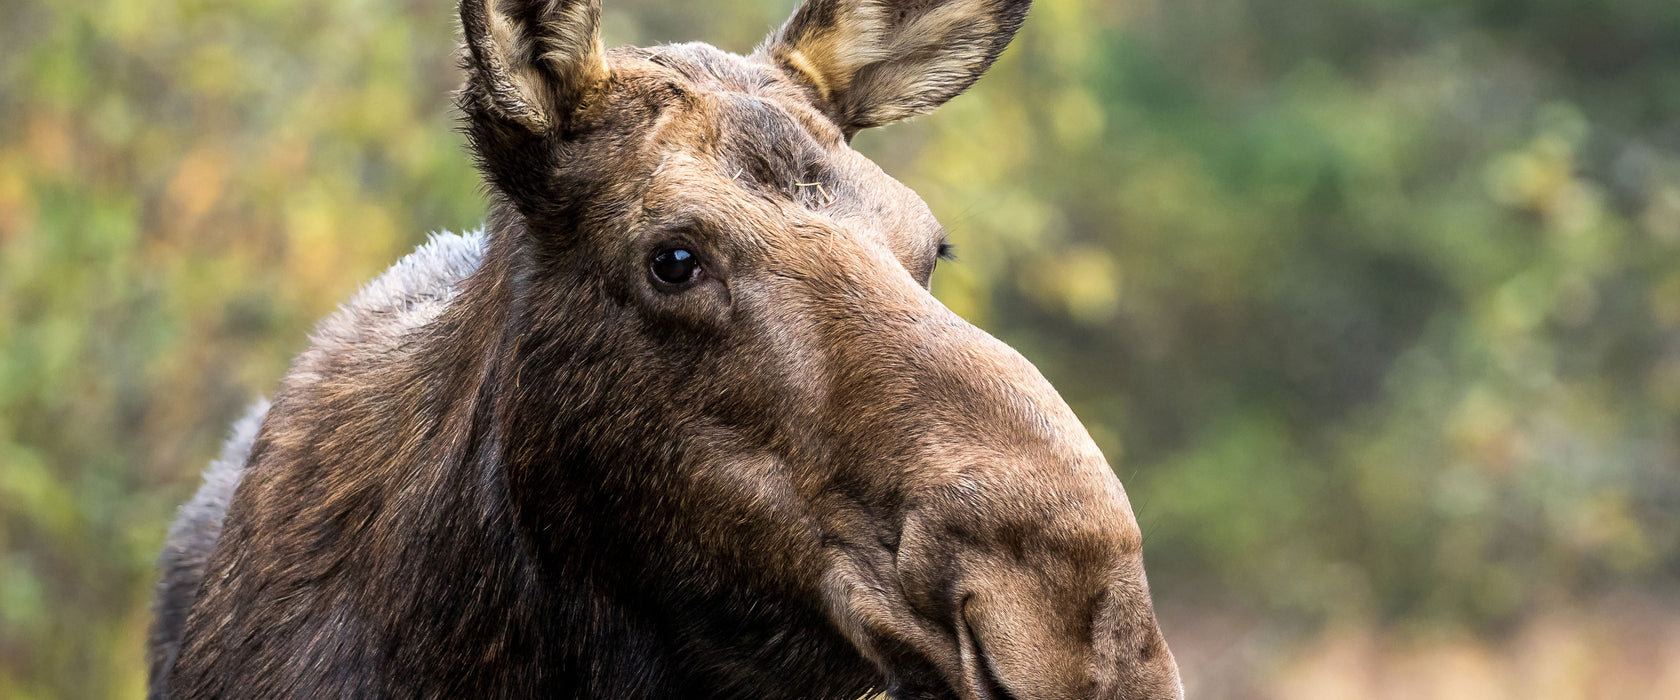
[757,0,1032,136]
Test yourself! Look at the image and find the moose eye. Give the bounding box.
[650,248,701,286]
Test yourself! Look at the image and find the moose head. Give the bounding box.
[454,0,1182,695]
[154,1,1181,699]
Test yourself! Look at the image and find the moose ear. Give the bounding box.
[758,0,1031,135]
[459,0,609,133]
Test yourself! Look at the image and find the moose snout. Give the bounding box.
[806,296,1179,698]
[892,482,1183,700]
[953,568,1182,700]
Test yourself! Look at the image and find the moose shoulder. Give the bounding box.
[148,1,1182,698]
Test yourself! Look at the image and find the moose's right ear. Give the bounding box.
[459,0,609,133]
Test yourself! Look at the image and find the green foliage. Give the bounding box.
[3,0,1679,696]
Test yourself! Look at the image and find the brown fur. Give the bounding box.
[148,1,1181,698]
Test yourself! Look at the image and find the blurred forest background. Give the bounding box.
[4,0,1680,697]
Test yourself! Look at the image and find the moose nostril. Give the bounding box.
[960,607,1020,700]
[975,655,1020,700]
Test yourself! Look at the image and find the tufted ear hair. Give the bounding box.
[459,0,609,133]
[758,0,1032,137]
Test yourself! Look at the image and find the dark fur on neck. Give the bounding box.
[153,212,873,698]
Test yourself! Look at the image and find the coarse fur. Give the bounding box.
[149,1,1182,699]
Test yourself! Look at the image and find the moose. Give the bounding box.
[147,0,1182,697]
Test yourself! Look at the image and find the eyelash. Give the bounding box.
[936,242,956,261]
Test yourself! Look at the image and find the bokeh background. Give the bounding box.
[4,0,1680,697]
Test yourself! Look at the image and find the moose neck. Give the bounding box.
[334,212,683,697]
[167,215,683,697]
[472,214,699,696]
